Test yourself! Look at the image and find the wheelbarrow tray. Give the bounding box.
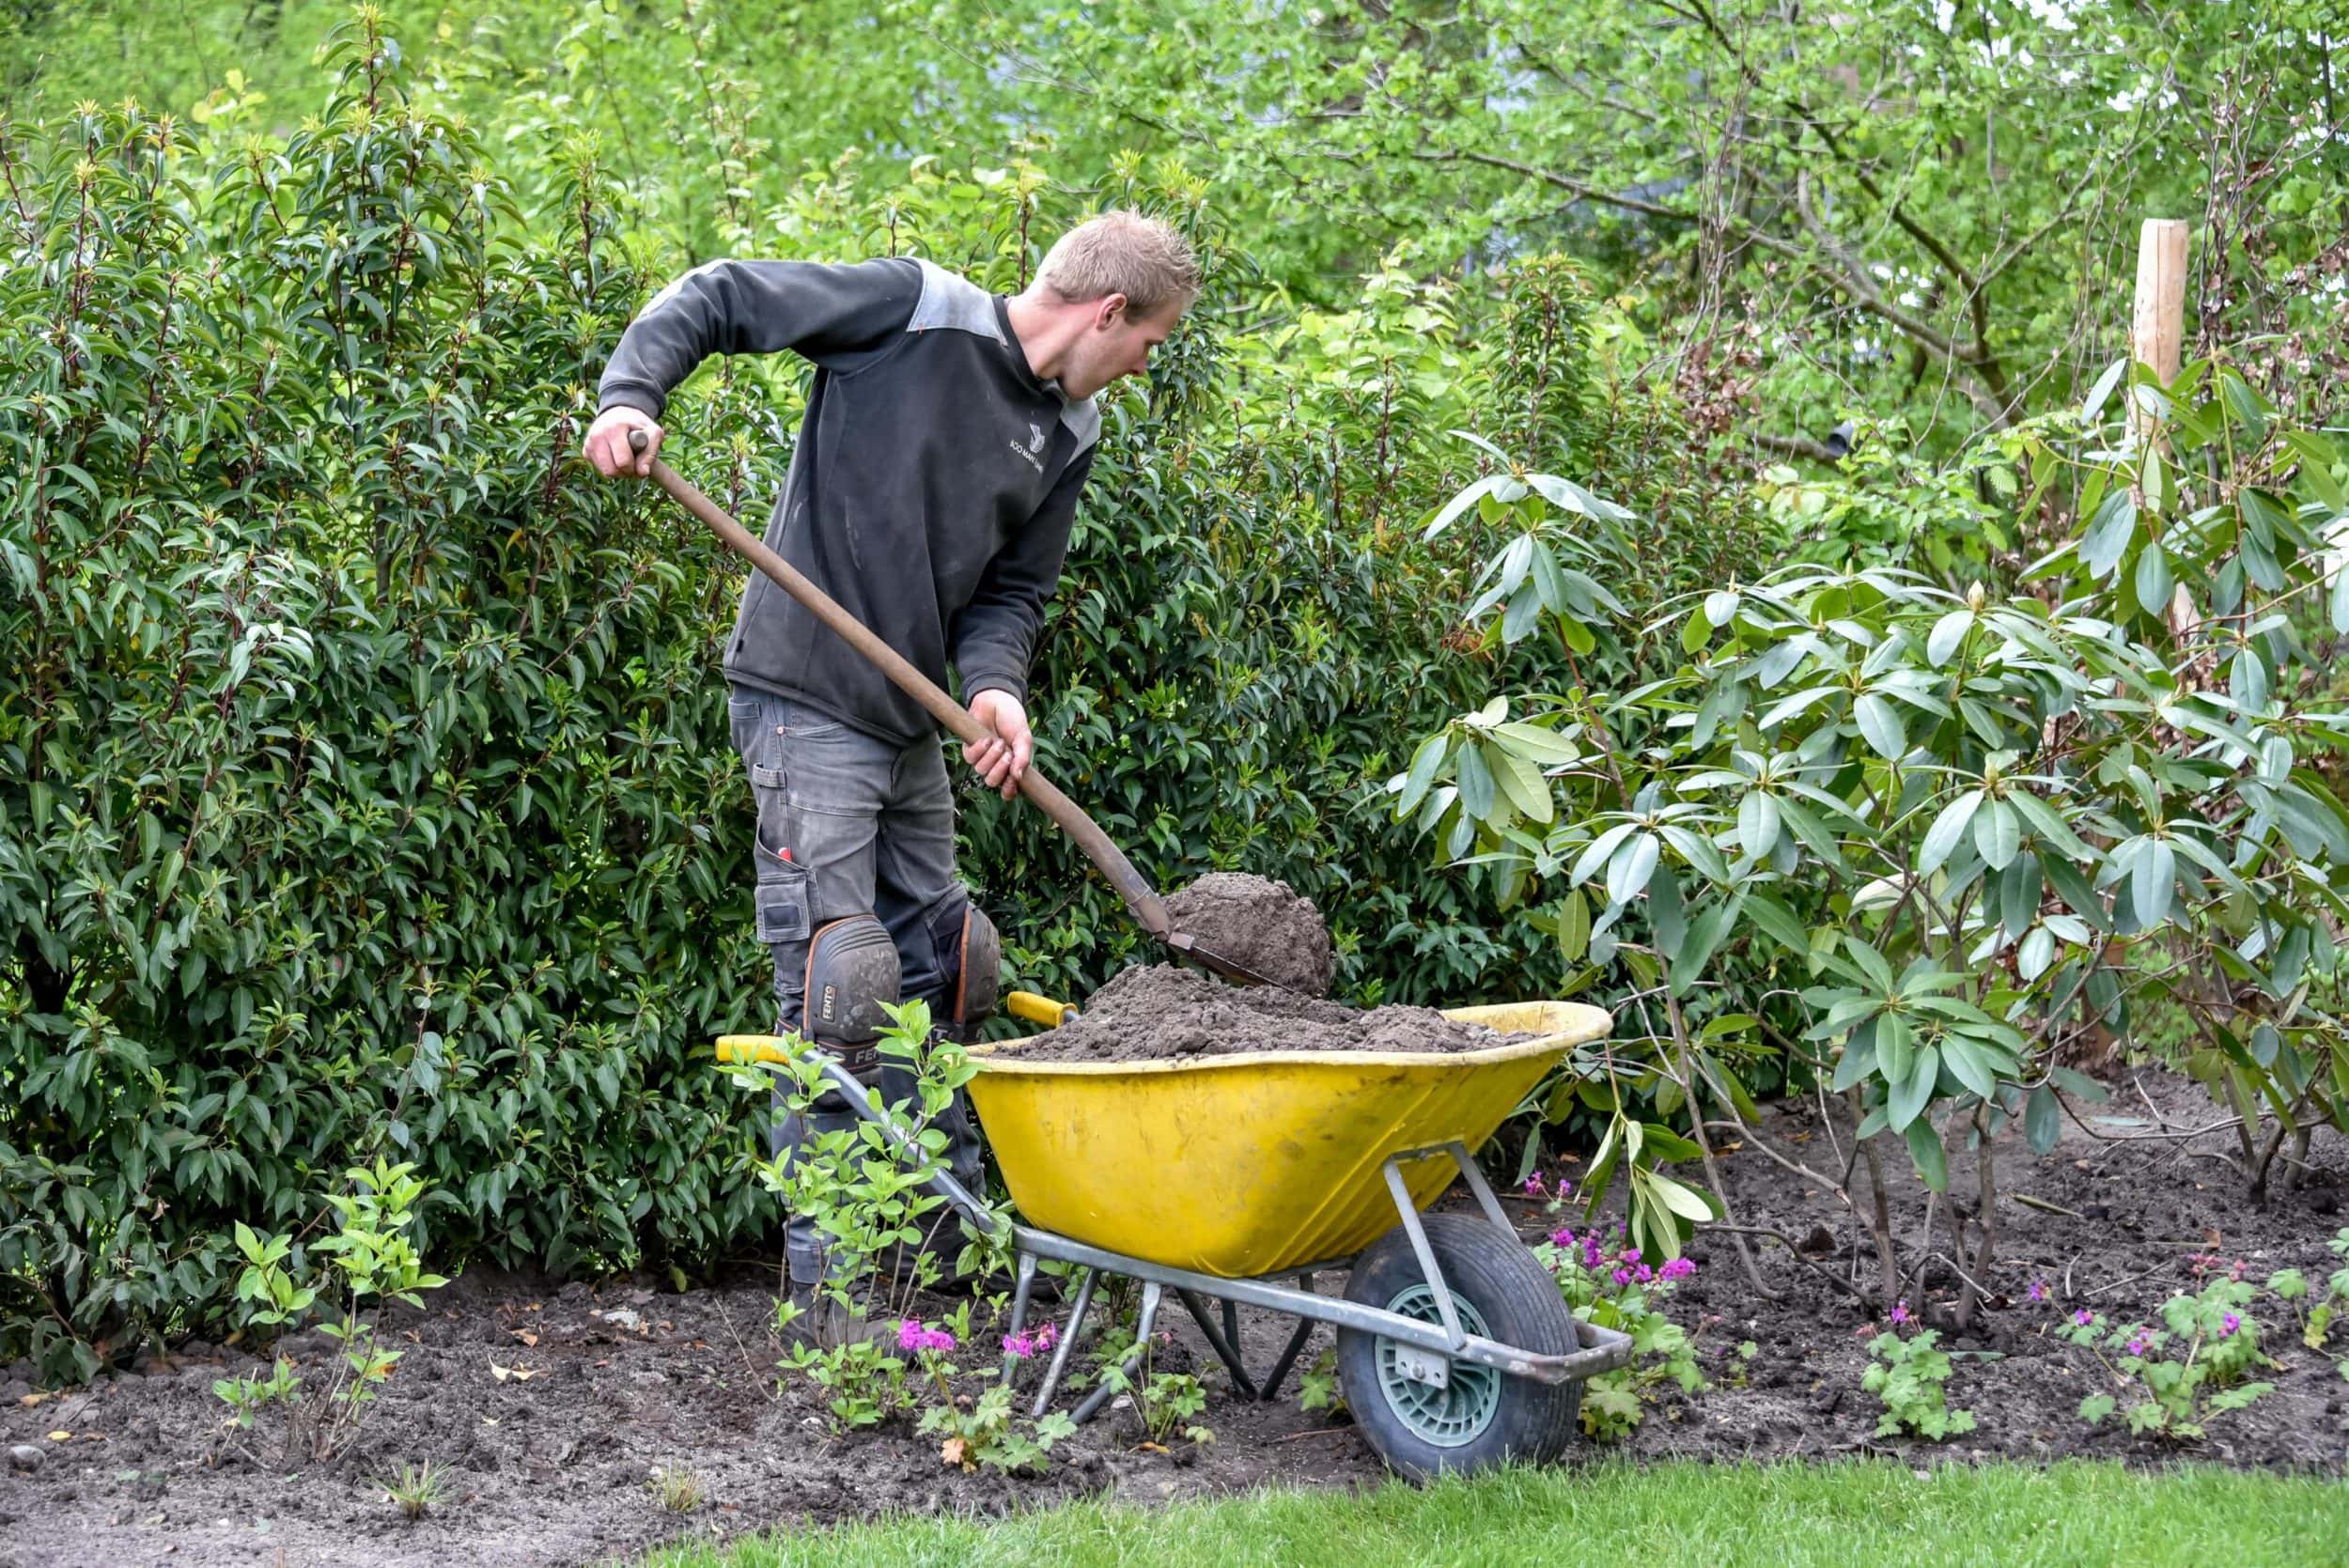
[963,1000,1611,1278]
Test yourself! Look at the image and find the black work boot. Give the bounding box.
[781,1280,894,1351]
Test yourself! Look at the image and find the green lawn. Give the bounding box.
[641,1459,2349,1567]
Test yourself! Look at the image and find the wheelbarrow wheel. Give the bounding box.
[1336,1212,1580,1481]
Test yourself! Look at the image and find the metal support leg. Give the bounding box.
[1445,1140,1517,1240]
[1069,1280,1161,1426]
[1174,1289,1257,1398]
[1031,1265,1097,1420]
[1259,1272,1317,1403]
[1000,1252,1037,1386]
[1381,1158,1466,1349]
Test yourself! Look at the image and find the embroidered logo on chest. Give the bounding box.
[1009,419,1049,474]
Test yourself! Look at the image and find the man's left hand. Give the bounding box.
[963,690,1033,800]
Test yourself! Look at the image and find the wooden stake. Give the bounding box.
[2130,218,2189,392]
[2129,218,2192,635]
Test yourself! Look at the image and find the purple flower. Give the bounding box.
[1558,1179,1575,1199]
[2073,1310,2093,1327]
[1660,1257,1696,1281]
[897,1321,956,1355]
[1522,1173,1546,1195]
[1003,1331,1034,1358]
[1034,1322,1058,1351]
[1610,1267,1632,1286]
[1622,1248,1642,1265]
[1890,1300,1913,1326]
[2220,1312,2241,1338]
[2027,1280,2046,1304]
[1549,1227,1576,1249]
[1635,1264,1654,1284]
[2125,1333,2150,1357]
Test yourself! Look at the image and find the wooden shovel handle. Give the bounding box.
[626,428,1174,940]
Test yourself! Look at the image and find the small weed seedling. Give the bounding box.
[2264,1229,2349,1376]
[2061,1278,2279,1438]
[373,1461,446,1521]
[648,1466,706,1514]
[214,1351,302,1430]
[1137,1371,1212,1450]
[1298,1347,1345,1415]
[1862,1328,1976,1439]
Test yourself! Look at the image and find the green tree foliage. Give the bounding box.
[1398,354,2349,1292]
[12,2,2341,453]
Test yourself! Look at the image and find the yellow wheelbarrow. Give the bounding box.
[718,993,1631,1480]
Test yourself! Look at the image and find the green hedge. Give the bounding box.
[0,23,1750,1377]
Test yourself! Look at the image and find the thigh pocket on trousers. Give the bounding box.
[753,823,813,945]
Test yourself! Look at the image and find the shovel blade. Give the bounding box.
[1162,930,1277,988]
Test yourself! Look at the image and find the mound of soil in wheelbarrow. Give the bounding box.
[1006,963,1509,1063]
[1165,872,1335,996]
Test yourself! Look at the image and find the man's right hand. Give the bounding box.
[583,406,663,477]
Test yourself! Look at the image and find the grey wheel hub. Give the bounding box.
[1374,1284,1501,1447]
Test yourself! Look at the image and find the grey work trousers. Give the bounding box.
[726,686,985,1286]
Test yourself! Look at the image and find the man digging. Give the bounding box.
[583,214,1200,1344]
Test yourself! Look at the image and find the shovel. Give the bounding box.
[623,427,1272,988]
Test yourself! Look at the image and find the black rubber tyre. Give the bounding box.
[1335,1212,1581,1481]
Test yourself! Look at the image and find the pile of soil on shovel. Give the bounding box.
[1164,873,1335,996]
[1006,963,1510,1063]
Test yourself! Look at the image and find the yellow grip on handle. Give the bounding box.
[1006,991,1077,1029]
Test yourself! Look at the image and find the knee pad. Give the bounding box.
[803,914,900,1063]
[924,892,1001,1036]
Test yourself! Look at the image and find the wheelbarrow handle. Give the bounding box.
[1005,990,1078,1029]
[624,427,1175,943]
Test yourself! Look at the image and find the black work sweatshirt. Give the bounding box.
[597,256,1099,745]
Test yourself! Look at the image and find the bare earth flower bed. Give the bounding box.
[0,1067,2341,1567]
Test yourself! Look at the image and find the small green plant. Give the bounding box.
[897,1308,1078,1473]
[648,1466,705,1514]
[733,1002,1004,1341]
[775,1302,910,1431]
[1085,1318,1214,1451]
[372,1461,446,1521]
[212,1354,301,1430]
[2266,1229,2349,1373]
[1861,1328,1976,1440]
[742,1013,1076,1472]
[1532,1211,1704,1440]
[1298,1347,1345,1415]
[212,1161,451,1462]
[2062,1279,2279,1438]
[227,1224,319,1328]
[1135,1371,1212,1450]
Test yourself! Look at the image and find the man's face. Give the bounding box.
[1064,295,1187,401]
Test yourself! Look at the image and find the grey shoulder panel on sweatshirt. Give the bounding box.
[908,258,1005,342]
[1057,396,1101,454]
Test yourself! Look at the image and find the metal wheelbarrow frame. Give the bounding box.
[721,1005,1636,1478]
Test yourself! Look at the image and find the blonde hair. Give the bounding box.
[1035,211,1201,317]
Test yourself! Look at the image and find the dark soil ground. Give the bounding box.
[1161,874,1335,996]
[1008,963,1505,1063]
[2,1065,2341,1567]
